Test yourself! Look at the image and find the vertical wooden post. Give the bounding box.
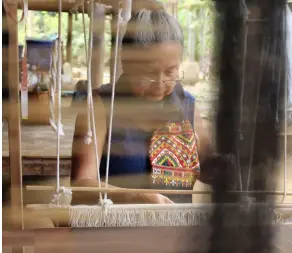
[91,3,106,88]
[7,3,23,231]
[66,12,73,64]
[5,6,25,253]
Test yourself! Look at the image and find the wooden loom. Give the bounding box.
[3,0,292,253]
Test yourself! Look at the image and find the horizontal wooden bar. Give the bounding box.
[26,185,292,196]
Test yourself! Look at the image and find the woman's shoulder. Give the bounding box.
[93,83,112,97]
[183,89,195,102]
[173,82,195,103]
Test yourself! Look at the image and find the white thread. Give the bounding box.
[237,10,249,192]
[69,204,211,227]
[68,203,289,227]
[84,0,95,145]
[81,1,92,146]
[56,0,63,193]
[86,0,104,201]
[84,130,92,144]
[49,41,65,136]
[282,6,288,203]
[104,9,123,201]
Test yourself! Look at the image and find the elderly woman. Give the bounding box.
[71,9,214,204]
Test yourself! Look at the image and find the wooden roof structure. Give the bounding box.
[6,0,164,13]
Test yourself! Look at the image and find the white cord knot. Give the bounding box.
[50,186,72,206]
[84,131,92,144]
[239,196,256,213]
[49,121,65,136]
[98,198,113,213]
[58,123,65,136]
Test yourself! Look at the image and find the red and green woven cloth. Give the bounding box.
[149,120,200,188]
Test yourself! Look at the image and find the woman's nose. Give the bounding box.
[156,73,164,84]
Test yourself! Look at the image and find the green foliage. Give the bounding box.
[18,0,215,68]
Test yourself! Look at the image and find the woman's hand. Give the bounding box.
[132,193,174,204]
[71,178,174,204]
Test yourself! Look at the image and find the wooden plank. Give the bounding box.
[2,157,71,177]
[6,2,24,230]
[2,155,71,159]
[66,12,73,64]
[3,225,292,253]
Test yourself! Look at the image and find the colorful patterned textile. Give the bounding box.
[149,120,200,188]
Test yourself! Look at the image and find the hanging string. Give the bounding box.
[282,7,288,203]
[85,0,103,201]
[237,1,249,192]
[238,0,269,194]
[84,0,94,145]
[56,0,63,194]
[103,8,123,201]
[49,41,58,132]
[20,0,29,120]
[246,40,269,191]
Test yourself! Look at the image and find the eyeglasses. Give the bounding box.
[141,72,185,85]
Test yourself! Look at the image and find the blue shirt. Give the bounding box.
[95,81,196,203]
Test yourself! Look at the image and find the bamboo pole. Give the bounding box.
[5,3,24,253]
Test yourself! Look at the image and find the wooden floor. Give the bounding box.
[2,97,77,157]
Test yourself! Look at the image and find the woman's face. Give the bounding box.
[121,42,182,101]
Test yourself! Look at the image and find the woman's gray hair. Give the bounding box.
[122,9,184,48]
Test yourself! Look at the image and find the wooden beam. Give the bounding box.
[6,3,24,231]
[8,0,164,15]
[66,12,73,64]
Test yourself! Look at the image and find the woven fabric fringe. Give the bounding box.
[68,204,292,228]
[69,205,211,227]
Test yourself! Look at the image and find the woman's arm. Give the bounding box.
[71,95,173,204]
[193,106,219,184]
[193,107,213,162]
[71,96,106,182]
[71,96,137,203]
